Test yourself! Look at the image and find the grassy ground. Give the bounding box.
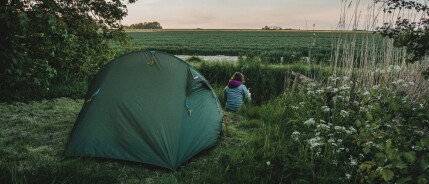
[1,83,428,183]
[0,98,257,183]
[1,58,428,183]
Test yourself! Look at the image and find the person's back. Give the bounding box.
[224,72,251,111]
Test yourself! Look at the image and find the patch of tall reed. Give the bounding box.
[327,0,429,102]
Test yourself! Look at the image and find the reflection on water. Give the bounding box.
[176,55,238,62]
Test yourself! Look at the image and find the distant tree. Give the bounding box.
[0,0,135,90]
[126,22,162,29]
[375,0,429,78]
[262,26,282,30]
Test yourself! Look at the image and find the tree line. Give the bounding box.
[124,22,162,29]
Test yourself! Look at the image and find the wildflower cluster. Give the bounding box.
[286,74,429,183]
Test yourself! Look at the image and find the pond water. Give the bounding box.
[175,55,239,63]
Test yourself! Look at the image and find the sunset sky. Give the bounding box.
[122,0,374,30]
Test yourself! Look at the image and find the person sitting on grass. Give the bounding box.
[224,72,251,112]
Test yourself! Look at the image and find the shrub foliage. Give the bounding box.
[0,0,133,91]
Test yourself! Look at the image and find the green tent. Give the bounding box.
[64,51,223,170]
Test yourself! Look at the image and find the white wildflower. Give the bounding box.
[308,137,323,149]
[321,106,330,112]
[337,147,345,153]
[316,89,324,94]
[348,127,357,133]
[363,91,370,96]
[291,105,299,110]
[291,131,300,141]
[340,110,349,118]
[392,79,405,85]
[266,161,271,166]
[339,85,350,91]
[346,173,351,180]
[344,96,350,102]
[363,141,374,147]
[388,65,401,73]
[345,129,353,135]
[394,65,401,72]
[349,156,357,166]
[304,118,315,126]
[317,123,330,131]
[334,126,346,132]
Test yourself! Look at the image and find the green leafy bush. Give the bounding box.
[0,0,132,93]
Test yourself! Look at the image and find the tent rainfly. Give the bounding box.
[64,51,223,170]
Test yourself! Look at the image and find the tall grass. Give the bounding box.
[327,0,429,102]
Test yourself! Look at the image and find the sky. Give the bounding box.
[122,0,371,30]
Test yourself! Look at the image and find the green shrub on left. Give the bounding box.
[0,0,133,98]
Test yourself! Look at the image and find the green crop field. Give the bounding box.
[126,30,374,63]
